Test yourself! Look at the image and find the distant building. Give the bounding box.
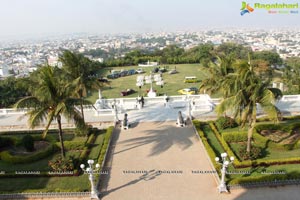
[47,56,62,68]
[0,64,9,77]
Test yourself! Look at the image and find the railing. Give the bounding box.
[94,109,114,116]
[0,192,90,199]
[281,95,300,101]
[0,108,28,115]
[228,179,300,190]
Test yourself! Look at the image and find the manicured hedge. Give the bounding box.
[223,131,248,143]
[229,171,300,185]
[210,123,300,168]
[89,134,105,160]
[21,135,35,152]
[97,126,114,167]
[255,123,291,133]
[192,120,220,172]
[0,136,15,148]
[215,116,238,131]
[256,121,300,134]
[78,133,95,162]
[0,129,74,135]
[256,115,300,122]
[0,144,56,164]
[208,123,239,164]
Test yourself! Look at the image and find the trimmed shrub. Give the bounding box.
[229,171,300,185]
[215,116,238,130]
[255,123,288,133]
[192,120,221,172]
[21,135,35,152]
[223,132,247,143]
[237,144,262,161]
[209,123,239,163]
[0,136,14,148]
[97,127,114,166]
[0,144,55,164]
[78,131,98,163]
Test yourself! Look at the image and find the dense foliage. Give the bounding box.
[0,77,28,108]
[21,135,35,152]
[215,116,238,130]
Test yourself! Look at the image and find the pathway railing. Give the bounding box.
[228,179,300,190]
[0,192,90,199]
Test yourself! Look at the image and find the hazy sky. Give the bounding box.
[0,0,299,38]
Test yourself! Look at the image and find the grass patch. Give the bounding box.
[194,120,300,185]
[87,64,210,101]
[88,132,105,160]
[0,176,90,193]
[202,125,224,156]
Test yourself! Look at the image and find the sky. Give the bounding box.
[0,0,299,39]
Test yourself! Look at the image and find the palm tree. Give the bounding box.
[216,61,282,152]
[59,50,100,122]
[15,66,86,158]
[199,54,235,95]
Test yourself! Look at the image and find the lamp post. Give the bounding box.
[185,94,192,120]
[80,160,100,199]
[147,72,156,97]
[112,99,119,124]
[215,153,234,193]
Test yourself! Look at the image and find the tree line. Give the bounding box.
[88,43,283,68]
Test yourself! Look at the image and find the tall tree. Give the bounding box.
[283,57,300,94]
[199,54,235,95]
[59,50,100,123]
[15,66,86,158]
[216,60,282,152]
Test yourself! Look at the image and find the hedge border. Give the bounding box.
[209,122,300,168]
[0,143,56,164]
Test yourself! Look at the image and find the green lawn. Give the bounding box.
[0,129,108,193]
[194,120,300,184]
[202,125,224,156]
[0,176,90,193]
[87,64,211,102]
[89,132,105,160]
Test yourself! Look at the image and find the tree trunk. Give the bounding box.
[80,99,85,123]
[247,119,256,153]
[57,115,66,158]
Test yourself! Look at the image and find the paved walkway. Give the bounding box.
[99,121,223,200]
[98,121,300,200]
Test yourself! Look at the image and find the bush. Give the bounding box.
[209,123,240,164]
[192,121,221,172]
[0,144,56,164]
[237,144,262,161]
[215,116,238,130]
[97,127,114,167]
[78,131,98,163]
[223,132,247,143]
[229,171,300,185]
[255,123,282,132]
[48,156,74,171]
[0,136,14,148]
[21,135,35,152]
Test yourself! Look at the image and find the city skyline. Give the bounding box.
[0,0,299,40]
